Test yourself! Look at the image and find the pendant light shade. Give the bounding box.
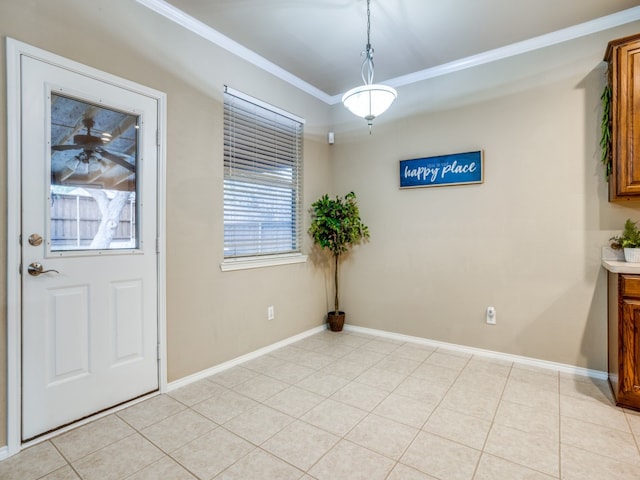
[342,0,396,131]
[342,84,397,126]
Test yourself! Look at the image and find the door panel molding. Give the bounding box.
[5,38,167,457]
[48,285,90,384]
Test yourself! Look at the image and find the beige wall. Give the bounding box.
[330,24,640,371]
[3,0,640,453]
[0,0,332,448]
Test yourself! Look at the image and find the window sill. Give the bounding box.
[220,253,308,272]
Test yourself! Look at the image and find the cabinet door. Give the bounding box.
[619,298,640,407]
[611,40,640,199]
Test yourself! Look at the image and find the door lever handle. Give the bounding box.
[27,262,59,276]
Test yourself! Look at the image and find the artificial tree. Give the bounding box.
[308,191,369,331]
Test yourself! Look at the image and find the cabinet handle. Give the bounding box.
[634,385,640,391]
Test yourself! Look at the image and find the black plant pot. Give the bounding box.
[327,311,345,332]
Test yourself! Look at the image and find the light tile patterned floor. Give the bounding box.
[2,330,640,479]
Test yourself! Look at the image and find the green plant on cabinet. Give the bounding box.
[610,219,640,249]
[601,82,612,180]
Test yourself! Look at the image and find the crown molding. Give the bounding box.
[137,0,640,105]
[376,7,640,95]
[135,0,333,104]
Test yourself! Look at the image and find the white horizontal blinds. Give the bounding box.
[224,87,303,258]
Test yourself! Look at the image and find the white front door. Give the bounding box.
[20,55,159,440]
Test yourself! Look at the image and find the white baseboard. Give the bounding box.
[344,324,608,380]
[2,323,606,461]
[168,322,607,394]
[1,325,328,460]
[167,325,327,391]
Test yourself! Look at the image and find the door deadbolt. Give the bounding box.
[28,234,43,246]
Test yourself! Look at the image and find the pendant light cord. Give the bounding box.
[361,0,375,86]
[366,0,371,46]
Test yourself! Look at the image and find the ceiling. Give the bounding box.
[148,0,640,99]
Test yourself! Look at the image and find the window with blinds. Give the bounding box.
[223,87,304,259]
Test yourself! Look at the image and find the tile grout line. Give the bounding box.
[380,347,472,479]
[557,372,563,480]
[360,341,427,480]
[557,377,640,470]
[298,337,423,478]
[623,409,640,456]
[125,408,206,480]
[135,409,219,477]
[486,368,563,479]
[120,388,233,480]
[45,440,82,480]
[468,358,515,480]
[270,337,396,477]
[212,334,384,478]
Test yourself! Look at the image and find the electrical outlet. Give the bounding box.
[267,306,275,321]
[486,306,496,325]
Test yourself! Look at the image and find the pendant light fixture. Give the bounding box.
[342,0,397,132]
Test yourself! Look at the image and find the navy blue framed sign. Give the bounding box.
[399,150,484,189]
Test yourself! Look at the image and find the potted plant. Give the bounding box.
[611,218,640,262]
[309,192,370,331]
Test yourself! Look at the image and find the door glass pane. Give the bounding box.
[50,94,139,251]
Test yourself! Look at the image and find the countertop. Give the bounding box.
[601,259,640,274]
[601,246,640,274]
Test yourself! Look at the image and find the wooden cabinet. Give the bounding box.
[608,272,640,410]
[604,33,640,201]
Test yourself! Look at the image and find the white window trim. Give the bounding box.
[224,86,305,125]
[220,252,307,272]
[223,86,304,263]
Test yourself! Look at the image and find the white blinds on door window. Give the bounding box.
[223,87,304,258]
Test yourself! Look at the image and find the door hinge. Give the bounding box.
[156,237,160,254]
[157,343,161,360]
[156,129,160,147]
